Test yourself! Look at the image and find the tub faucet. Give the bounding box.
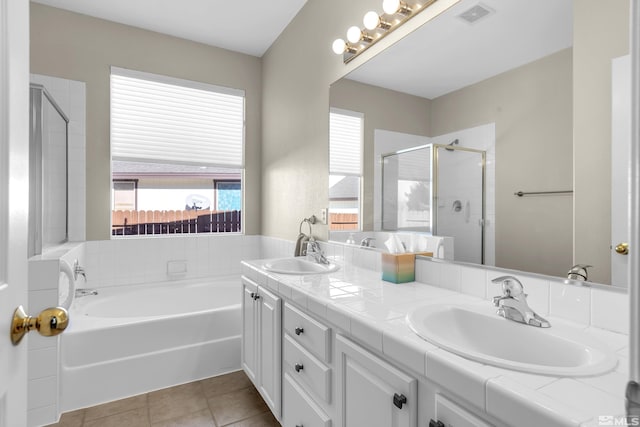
[306,240,330,265]
[360,237,376,248]
[73,259,87,282]
[491,276,550,328]
[567,264,592,281]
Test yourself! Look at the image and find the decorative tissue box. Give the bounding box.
[381,252,432,283]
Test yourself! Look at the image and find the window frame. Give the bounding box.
[109,67,246,237]
[329,107,364,231]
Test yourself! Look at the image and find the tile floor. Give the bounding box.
[47,370,280,427]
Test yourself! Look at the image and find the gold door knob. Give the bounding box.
[11,305,69,345]
[615,242,629,255]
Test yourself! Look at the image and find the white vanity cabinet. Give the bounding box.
[282,302,333,427]
[241,277,282,420]
[335,334,417,427]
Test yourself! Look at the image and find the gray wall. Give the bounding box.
[330,50,575,279]
[573,0,629,284]
[430,49,573,277]
[30,3,263,240]
[330,79,432,231]
[261,0,454,240]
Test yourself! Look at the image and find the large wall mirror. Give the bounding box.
[329,0,631,287]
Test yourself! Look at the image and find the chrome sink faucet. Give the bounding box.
[360,237,376,248]
[306,240,330,265]
[491,276,550,328]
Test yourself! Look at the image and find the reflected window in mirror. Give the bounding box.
[329,108,363,231]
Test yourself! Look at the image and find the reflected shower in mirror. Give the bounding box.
[328,0,631,286]
[381,140,487,264]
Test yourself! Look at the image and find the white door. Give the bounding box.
[0,0,31,426]
[611,55,631,288]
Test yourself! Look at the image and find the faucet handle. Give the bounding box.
[491,275,524,298]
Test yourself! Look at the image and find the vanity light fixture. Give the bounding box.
[333,0,460,64]
[347,26,374,44]
[363,10,392,31]
[383,0,412,15]
[332,38,357,55]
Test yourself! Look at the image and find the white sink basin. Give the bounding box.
[262,258,340,275]
[407,304,617,376]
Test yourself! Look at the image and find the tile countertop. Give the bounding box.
[241,258,630,427]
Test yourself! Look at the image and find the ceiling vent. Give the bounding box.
[457,3,494,24]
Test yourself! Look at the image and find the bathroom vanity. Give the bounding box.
[241,255,627,427]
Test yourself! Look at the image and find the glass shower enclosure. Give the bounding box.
[29,84,69,256]
[382,143,486,264]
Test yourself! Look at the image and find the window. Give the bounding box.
[329,108,363,231]
[110,67,244,236]
[112,180,137,211]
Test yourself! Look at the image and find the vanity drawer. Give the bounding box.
[284,334,331,403]
[284,302,331,363]
[283,373,331,427]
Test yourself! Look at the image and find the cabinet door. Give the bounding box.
[241,278,258,384]
[336,335,417,427]
[258,286,282,418]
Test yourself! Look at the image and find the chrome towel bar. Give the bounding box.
[514,190,573,197]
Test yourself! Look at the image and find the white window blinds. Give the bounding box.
[330,108,363,176]
[111,67,244,168]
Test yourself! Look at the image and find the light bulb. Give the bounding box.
[332,38,346,55]
[363,11,380,30]
[382,0,401,14]
[347,26,363,43]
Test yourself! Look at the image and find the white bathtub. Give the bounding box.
[60,276,242,411]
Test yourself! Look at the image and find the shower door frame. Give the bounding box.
[380,143,433,233]
[29,83,70,257]
[432,144,486,264]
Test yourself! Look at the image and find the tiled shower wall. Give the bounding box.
[27,73,86,427]
[30,74,86,242]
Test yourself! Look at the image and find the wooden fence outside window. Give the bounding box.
[112,209,241,235]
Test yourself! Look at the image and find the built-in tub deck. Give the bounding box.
[60,275,242,411]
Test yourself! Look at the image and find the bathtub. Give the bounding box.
[60,275,242,412]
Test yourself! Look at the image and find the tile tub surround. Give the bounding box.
[28,242,86,427]
[242,256,630,427]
